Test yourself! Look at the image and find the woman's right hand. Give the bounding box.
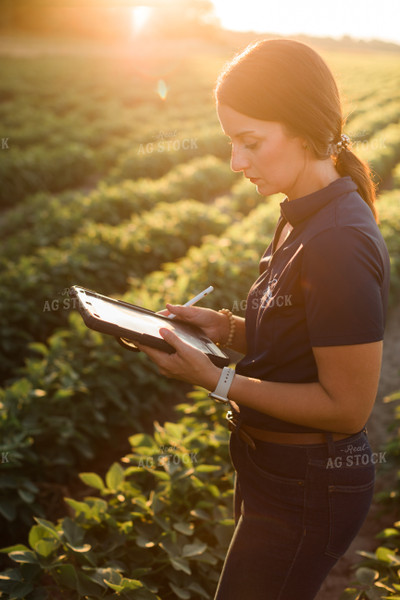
[159,304,229,346]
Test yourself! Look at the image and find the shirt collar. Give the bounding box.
[280,176,358,226]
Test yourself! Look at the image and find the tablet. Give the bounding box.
[69,286,229,368]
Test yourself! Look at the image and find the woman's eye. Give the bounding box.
[244,142,258,150]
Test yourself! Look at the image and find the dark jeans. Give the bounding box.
[214,429,375,600]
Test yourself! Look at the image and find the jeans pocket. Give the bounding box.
[245,443,305,483]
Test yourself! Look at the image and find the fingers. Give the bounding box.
[159,327,186,352]
[165,303,197,320]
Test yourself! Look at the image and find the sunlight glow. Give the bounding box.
[210,0,400,44]
[130,6,153,35]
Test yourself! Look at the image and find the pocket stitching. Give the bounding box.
[245,445,305,486]
[326,478,375,558]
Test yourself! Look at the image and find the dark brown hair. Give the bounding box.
[215,39,377,221]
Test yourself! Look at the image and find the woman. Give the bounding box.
[136,39,390,599]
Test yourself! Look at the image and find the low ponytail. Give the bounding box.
[335,146,378,222]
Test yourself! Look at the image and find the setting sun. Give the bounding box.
[130,5,153,35]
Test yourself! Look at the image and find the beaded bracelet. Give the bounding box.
[218,308,236,348]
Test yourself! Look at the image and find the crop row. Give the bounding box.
[0,50,224,208]
[339,56,400,118]
[346,99,400,142]
[0,122,231,209]
[0,154,237,261]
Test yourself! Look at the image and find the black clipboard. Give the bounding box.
[69,286,230,368]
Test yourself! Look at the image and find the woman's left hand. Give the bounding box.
[136,327,221,389]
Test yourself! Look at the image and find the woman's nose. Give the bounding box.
[230,146,250,173]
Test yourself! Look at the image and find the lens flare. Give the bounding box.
[157,79,168,101]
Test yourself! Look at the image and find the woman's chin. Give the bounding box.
[254,181,271,196]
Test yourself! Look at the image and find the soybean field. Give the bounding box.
[0,37,400,599]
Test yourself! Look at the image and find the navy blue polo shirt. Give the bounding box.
[236,176,390,433]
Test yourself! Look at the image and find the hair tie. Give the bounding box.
[335,133,351,155]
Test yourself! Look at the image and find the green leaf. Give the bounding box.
[170,556,191,575]
[119,578,144,591]
[102,568,122,586]
[9,550,39,564]
[29,525,50,550]
[104,581,124,592]
[53,564,78,590]
[129,433,156,448]
[28,342,48,357]
[35,539,60,558]
[376,546,400,564]
[105,462,124,490]
[182,542,208,558]
[136,536,155,549]
[61,517,85,547]
[0,544,30,554]
[169,582,191,599]
[339,590,362,600]
[34,518,60,540]
[173,521,194,536]
[377,528,400,539]
[190,508,209,520]
[17,488,36,504]
[65,498,91,518]
[195,465,221,473]
[53,388,74,400]
[79,472,105,491]
[66,542,92,553]
[356,567,379,586]
[188,582,210,598]
[2,581,34,597]
[85,567,118,589]
[0,568,23,582]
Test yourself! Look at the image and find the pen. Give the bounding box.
[167,285,214,319]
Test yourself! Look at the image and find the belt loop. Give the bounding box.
[325,432,336,459]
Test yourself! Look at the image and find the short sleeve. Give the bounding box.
[301,227,386,346]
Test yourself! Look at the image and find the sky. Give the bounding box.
[210,0,400,44]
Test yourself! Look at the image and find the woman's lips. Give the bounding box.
[249,177,261,184]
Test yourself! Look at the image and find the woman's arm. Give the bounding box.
[141,329,382,434]
[138,330,382,435]
[203,341,383,434]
